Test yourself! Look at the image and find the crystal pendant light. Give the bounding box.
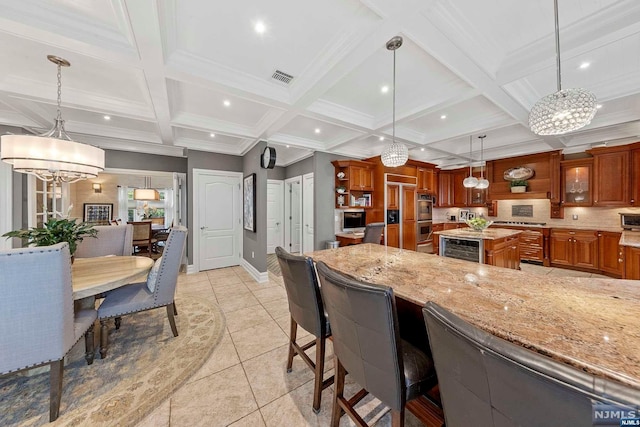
[0,55,105,182]
[381,36,409,167]
[529,0,597,135]
[476,135,490,189]
[463,135,479,188]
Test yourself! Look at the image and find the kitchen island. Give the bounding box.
[434,227,522,269]
[307,244,640,391]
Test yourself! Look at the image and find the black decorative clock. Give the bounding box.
[261,146,276,169]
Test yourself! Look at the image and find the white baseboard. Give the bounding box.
[240,258,269,283]
[186,264,198,274]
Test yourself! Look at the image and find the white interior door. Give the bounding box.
[197,171,241,270]
[267,180,284,254]
[285,177,302,254]
[302,173,314,253]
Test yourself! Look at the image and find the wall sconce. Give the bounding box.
[92,183,102,193]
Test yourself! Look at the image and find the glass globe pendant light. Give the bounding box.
[463,135,478,188]
[529,0,597,135]
[381,36,409,167]
[476,135,490,189]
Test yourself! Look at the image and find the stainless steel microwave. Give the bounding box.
[620,213,640,230]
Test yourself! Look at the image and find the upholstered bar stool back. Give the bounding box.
[75,224,133,258]
[362,222,384,244]
[275,246,333,413]
[316,261,437,427]
[423,302,640,427]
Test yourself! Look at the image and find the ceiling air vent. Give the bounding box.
[271,70,294,85]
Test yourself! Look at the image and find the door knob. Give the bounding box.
[276,222,280,226]
[200,226,207,230]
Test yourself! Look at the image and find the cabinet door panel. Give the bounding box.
[550,231,573,266]
[632,149,640,206]
[437,173,453,207]
[387,185,399,209]
[452,171,467,207]
[349,166,363,190]
[387,224,400,248]
[594,151,629,206]
[598,232,623,276]
[625,247,640,279]
[573,231,599,270]
[402,186,416,250]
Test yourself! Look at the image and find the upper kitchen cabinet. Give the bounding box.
[437,168,485,207]
[560,158,593,207]
[416,167,435,193]
[633,147,640,206]
[588,145,630,207]
[486,151,560,200]
[332,159,376,208]
[437,171,453,207]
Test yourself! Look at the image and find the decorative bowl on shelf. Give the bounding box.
[336,186,346,194]
[465,218,493,231]
[337,172,345,179]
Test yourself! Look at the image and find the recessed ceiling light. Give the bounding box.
[223,100,231,107]
[254,21,266,34]
[420,148,425,151]
[103,115,111,120]
[314,128,321,134]
[596,104,603,109]
[440,114,447,119]
[209,133,215,137]
[579,62,590,69]
[286,144,290,148]
[381,85,389,94]
[379,136,385,141]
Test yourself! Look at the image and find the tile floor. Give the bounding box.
[135,262,606,427]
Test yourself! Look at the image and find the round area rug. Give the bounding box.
[0,295,225,427]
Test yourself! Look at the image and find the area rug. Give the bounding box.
[0,295,225,427]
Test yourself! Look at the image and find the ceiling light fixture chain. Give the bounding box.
[529,0,597,135]
[476,135,489,189]
[463,135,478,188]
[380,36,409,168]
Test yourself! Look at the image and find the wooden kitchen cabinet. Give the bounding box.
[349,165,374,191]
[332,160,375,208]
[402,186,416,250]
[387,184,399,209]
[561,159,592,206]
[387,224,400,248]
[417,167,435,193]
[437,172,453,207]
[452,170,467,207]
[598,231,623,278]
[485,235,520,270]
[632,149,640,206]
[550,229,599,270]
[518,229,544,263]
[624,246,640,279]
[593,150,629,207]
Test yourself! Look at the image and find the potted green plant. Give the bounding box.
[336,185,347,194]
[3,216,97,258]
[510,179,528,193]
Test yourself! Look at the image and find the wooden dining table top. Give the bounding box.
[72,255,154,300]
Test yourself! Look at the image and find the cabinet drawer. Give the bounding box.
[520,235,542,243]
[520,247,543,260]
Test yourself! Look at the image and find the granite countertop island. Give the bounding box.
[307,244,640,391]
[620,231,640,248]
[433,227,521,240]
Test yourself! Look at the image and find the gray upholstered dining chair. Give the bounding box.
[362,222,384,244]
[74,224,134,258]
[97,226,187,358]
[275,246,333,413]
[316,261,438,427]
[422,302,640,427]
[0,243,97,422]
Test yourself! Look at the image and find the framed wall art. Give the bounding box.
[243,173,256,232]
[459,209,470,222]
[83,203,113,224]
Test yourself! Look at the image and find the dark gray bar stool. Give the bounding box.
[362,222,385,244]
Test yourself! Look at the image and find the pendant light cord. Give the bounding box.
[468,136,473,175]
[479,135,485,179]
[392,47,396,143]
[554,0,562,92]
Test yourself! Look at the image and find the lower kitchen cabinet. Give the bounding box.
[598,231,624,277]
[485,235,520,270]
[387,224,400,248]
[624,246,640,279]
[550,229,599,271]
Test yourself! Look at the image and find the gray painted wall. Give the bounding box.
[242,141,267,273]
[187,150,244,264]
[285,156,314,179]
[2,126,33,245]
[106,149,187,173]
[267,166,285,180]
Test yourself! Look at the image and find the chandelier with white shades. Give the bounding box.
[0,55,105,183]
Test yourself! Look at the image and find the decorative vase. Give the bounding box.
[337,195,345,207]
[511,186,527,193]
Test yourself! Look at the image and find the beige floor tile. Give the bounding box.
[189,332,241,382]
[184,272,210,284]
[260,379,334,426]
[214,283,251,299]
[206,267,239,279]
[230,320,289,361]
[243,344,316,407]
[136,398,170,427]
[225,304,274,333]
[217,292,261,314]
[176,280,213,296]
[209,274,245,287]
[170,364,257,427]
[244,280,281,292]
[262,298,290,319]
[236,271,255,282]
[252,286,288,304]
[274,314,312,341]
[228,410,266,427]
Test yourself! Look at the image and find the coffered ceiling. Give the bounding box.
[1,0,640,168]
